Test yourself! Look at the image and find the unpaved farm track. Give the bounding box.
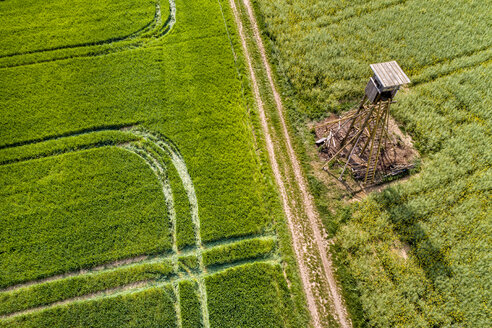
[228,0,351,327]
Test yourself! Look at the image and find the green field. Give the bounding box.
[254,0,491,327]
[0,0,308,326]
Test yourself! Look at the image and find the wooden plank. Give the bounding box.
[370,64,383,86]
[374,64,389,88]
[389,61,411,84]
[385,61,401,85]
[388,61,405,84]
[385,62,402,85]
[371,63,391,87]
[379,62,397,87]
[389,62,406,86]
[383,62,400,86]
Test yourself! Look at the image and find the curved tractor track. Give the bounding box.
[0,127,279,327]
[0,0,176,69]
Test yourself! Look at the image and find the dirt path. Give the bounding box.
[228,0,351,327]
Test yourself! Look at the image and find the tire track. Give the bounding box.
[1,248,278,320]
[0,234,276,299]
[411,47,492,86]
[0,281,152,321]
[1,256,282,322]
[120,142,179,273]
[226,1,321,326]
[0,0,160,60]
[315,0,409,29]
[130,128,210,328]
[172,282,183,328]
[0,128,208,326]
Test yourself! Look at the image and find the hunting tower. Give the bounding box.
[317,61,411,185]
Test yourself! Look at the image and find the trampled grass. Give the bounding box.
[253,0,492,326]
[0,0,308,326]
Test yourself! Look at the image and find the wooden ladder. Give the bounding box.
[364,125,383,184]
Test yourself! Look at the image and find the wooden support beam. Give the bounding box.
[332,104,376,173]
[340,95,367,147]
[359,101,385,156]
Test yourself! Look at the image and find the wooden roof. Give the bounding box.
[370,61,411,88]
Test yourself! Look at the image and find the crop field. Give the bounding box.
[254,0,491,327]
[0,0,308,327]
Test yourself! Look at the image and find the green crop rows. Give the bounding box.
[0,0,308,326]
[254,0,491,327]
